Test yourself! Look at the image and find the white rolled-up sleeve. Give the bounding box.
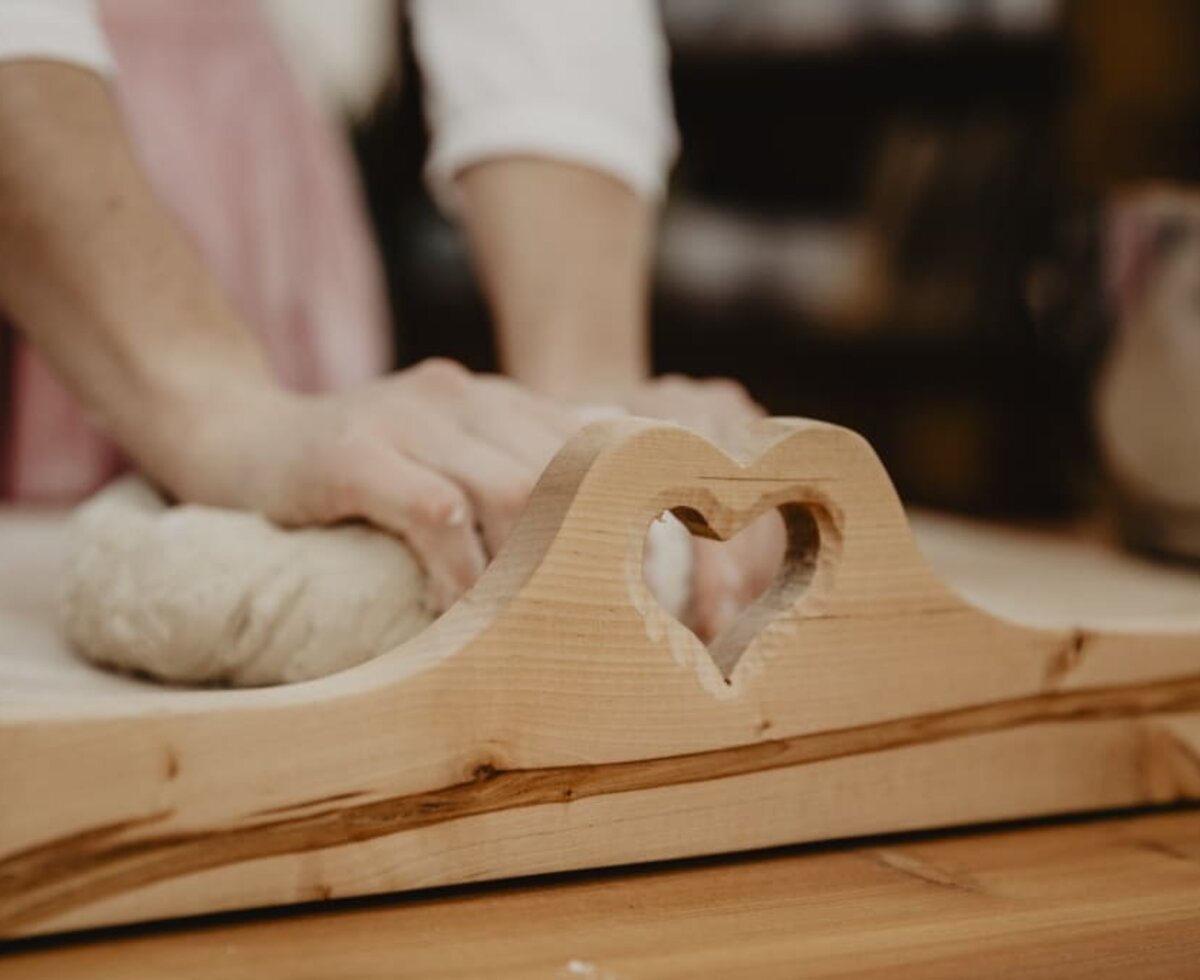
[410,0,678,211]
[0,0,113,73]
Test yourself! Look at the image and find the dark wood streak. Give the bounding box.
[0,812,173,881]
[4,674,1200,933]
[251,791,369,818]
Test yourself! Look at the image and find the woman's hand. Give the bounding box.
[623,375,788,641]
[173,359,580,610]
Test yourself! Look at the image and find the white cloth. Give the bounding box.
[0,0,112,73]
[410,0,678,208]
[0,0,677,205]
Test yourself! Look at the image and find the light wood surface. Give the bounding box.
[2,418,1199,937]
[3,808,1198,979]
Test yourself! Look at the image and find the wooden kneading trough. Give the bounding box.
[2,418,1199,938]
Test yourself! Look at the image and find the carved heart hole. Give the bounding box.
[643,502,822,681]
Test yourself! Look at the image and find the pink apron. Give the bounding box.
[2,0,390,502]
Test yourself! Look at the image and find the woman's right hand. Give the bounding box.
[0,66,573,604]
[171,359,582,610]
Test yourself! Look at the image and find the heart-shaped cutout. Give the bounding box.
[643,501,821,681]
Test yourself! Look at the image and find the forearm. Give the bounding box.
[0,65,594,600]
[0,61,280,496]
[456,158,654,401]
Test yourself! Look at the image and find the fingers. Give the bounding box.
[399,418,541,558]
[376,363,582,556]
[624,374,765,450]
[407,359,578,473]
[341,448,488,611]
[457,375,582,473]
[691,538,745,641]
[728,509,787,599]
[307,363,778,623]
[690,509,787,641]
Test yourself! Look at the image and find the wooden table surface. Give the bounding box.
[2,807,1198,979]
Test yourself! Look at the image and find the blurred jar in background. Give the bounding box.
[1096,186,1200,561]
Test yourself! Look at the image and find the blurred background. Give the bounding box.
[331,0,1200,522]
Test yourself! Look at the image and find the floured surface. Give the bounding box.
[1,505,1199,704]
[0,510,156,702]
[911,510,1200,632]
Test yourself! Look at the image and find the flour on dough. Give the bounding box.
[61,478,694,687]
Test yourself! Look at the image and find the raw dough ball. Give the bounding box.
[60,478,435,686]
[60,478,695,688]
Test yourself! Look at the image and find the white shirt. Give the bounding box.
[0,0,677,207]
[0,0,112,73]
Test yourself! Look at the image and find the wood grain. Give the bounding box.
[3,808,1199,979]
[4,672,1200,934]
[2,418,1199,937]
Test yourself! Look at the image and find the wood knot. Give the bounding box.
[1043,629,1089,687]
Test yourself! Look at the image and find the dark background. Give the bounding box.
[351,0,1200,519]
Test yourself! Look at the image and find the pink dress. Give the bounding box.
[2,0,390,502]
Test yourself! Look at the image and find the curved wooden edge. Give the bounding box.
[502,416,959,692]
[368,413,959,688]
[0,416,939,719]
[2,416,1197,759]
[3,417,1200,937]
[3,415,1197,761]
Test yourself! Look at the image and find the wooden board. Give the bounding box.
[3,808,1199,978]
[1,418,1199,938]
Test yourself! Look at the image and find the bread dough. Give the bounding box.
[60,478,434,686]
[60,478,693,687]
